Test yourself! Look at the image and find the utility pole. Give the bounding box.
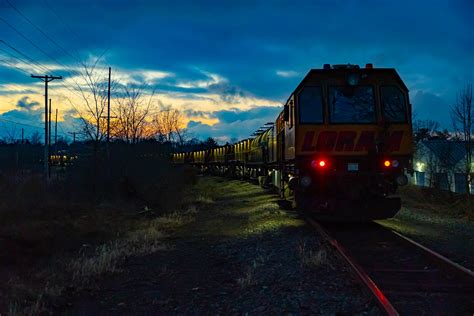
[107,67,111,144]
[31,74,62,182]
[102,67,116,180]
[54,108,58,153]
[49,99,52,152]
[48,99,52,178]
[21,128,24,144]
[68,131,77,143]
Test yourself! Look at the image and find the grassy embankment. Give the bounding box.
[377,184,474,269]
[0,158,196,315]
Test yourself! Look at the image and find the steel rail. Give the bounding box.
[390,230,474,280]
[308,219,399,316]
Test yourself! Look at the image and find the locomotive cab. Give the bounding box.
[284,64,414,221]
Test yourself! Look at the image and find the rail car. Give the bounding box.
[173,64,414,221]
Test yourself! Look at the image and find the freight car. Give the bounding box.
[173,64,414,221]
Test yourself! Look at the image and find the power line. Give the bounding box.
[41,0,83,59]
[0,57,33,76]
[0,16,63,75]
[0,44,46,75]
[0,39,54,74]
[5,0,80,64]
[0,15,79,78]
[0,43,86,104]
[0,41,91,104]
[0,50,41,76]
[0,116,74,137]
[0,117,44,130]
[0,40,87,101]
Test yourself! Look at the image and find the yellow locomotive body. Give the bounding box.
[173,64,414,221]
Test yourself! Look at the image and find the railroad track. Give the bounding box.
[308,219,474,315]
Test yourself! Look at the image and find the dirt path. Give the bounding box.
[63,177,379,315]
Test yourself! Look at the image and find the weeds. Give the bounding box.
[7,206,188,315]
[236,269,254,288]
[399,184,474,218]
[194,194,213,204]
[298,241,327,268]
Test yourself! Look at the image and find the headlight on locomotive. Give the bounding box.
[396,174,408,186]
[300,176,312,187]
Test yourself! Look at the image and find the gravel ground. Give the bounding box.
[63,177,380,315]
[378,206,474,271]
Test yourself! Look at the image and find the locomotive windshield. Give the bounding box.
[298,86,323,124]
[329,86,375,123]
[381,86,407,123]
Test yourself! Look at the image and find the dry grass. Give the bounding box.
[69,207,202,287]
[399,184,474,218]
[194,194,214,204]
[3,196,200,315]
[71,239,169,286]
[298,241,328,268]
[236,269,254,288]
[7,282,63,316]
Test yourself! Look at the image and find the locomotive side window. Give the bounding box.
[329,86,375,123]
[298,86,323,124]
[381,86,407,123]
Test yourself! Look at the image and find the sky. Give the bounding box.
[0,0,472,143]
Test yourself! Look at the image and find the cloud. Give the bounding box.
[0,0,471,141]
[0,106,44,141]
[186,106,282,142]
[175,71,226,90]
[214,106,281,124]
[16,96,40,109]
[276,70,299,78]
[183,109,210,118]
[412,90,451,128]
[0,95,83,143]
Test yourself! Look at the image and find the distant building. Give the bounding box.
[411,140,473,193]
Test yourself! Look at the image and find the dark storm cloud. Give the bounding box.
[16,96,39,109]
[208,83,246,103]
[183,109,211,118]
[0,0,472,138]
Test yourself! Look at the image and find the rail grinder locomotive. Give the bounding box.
[173,64,414,221]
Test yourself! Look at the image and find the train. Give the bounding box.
[173,64,414,221]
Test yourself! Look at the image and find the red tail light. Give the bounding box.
[311,159,328,169]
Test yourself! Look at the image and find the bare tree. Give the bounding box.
[451,84,473,197]
[113,84,154,144]
[64,60,117,199]
[413,119,440,142]
[1,122,18,143]
[67,62,117,149]
[29,131,41,145]
[153,107,186,144]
